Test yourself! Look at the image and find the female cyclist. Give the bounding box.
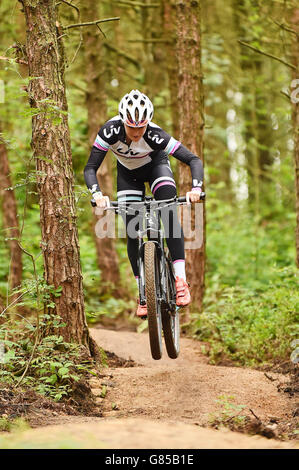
[84,89,204,317]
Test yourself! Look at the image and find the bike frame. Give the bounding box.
[135,196,171,313]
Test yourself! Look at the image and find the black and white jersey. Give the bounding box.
[84,116,204,194]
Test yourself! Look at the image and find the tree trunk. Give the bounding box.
[291,8,299,267]
[20,0,91,349]
[175,0,205,313]
[81,1,121,294]
[0,133,22,303]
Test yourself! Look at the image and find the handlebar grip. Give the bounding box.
[90,199,118,207]
[177,192,206,203]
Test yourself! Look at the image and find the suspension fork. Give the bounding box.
[137,212,146,305]
[147,205,167,302]
[137,202,166,305]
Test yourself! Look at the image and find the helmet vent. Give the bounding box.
[126,110,133,123]
[118,89,154,126]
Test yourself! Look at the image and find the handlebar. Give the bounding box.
[90,192,205,207]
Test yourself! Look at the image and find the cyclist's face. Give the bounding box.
[124,123,147,142]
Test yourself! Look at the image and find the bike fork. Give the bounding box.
[137,236,146,305]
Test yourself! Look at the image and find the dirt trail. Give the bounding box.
[1,326,298,449]
[92,328,293,426]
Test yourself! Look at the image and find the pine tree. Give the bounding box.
[175,0,205,312]
[19,0,93,351]
[0,132,22,303]
[291,7,299,267]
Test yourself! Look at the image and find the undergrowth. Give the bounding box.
[0,314,100,402]
[0,417,29,433]
[190,266,299,366]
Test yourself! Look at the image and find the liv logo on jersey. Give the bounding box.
[116,146,140,157]
[148,130,164,145]
[103,126,121,139]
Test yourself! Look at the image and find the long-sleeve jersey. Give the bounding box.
[84,116,204,194]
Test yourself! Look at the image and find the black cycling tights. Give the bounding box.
[123,184,185,277]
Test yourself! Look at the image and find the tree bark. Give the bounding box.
[81,0,121,294]
[291,8,299,267]
[0,133,22,302]
[20,0,91,349]
[175,0,205,313]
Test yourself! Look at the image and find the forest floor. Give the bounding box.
[0,325,298,449]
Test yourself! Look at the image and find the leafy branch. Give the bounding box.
[238,40,296,70]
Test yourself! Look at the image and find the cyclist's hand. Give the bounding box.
[93,192,110,208]
[186,188,202,204]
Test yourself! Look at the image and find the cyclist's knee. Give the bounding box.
[153,184,177,201]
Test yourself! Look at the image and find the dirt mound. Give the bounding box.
[0,417,297,449]
[1,327,298,449]
[91,328,298,442]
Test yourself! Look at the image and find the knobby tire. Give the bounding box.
[144,241,163,360]
[162,256,180,359]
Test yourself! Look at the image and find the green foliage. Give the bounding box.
[190,180,298,367]
[0,314,96,402]
[208,395,247,428]
[86,297,136,324]
[205,197,296,288]
[0,417,30,433]
[191,265,299,366]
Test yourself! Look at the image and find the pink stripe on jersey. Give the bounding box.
[94,141,108,151]
[169,141,181,155]
[173,259,185,264]
[152,181,176,194]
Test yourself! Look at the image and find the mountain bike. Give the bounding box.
[91,193,205,360]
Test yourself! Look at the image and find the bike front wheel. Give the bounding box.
[162,255,180,359]
[144,241,163,360]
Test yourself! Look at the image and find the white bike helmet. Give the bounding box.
[118,90,154,127]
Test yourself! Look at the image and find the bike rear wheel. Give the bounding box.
[162,255,180,359]
[144,241,163,360]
